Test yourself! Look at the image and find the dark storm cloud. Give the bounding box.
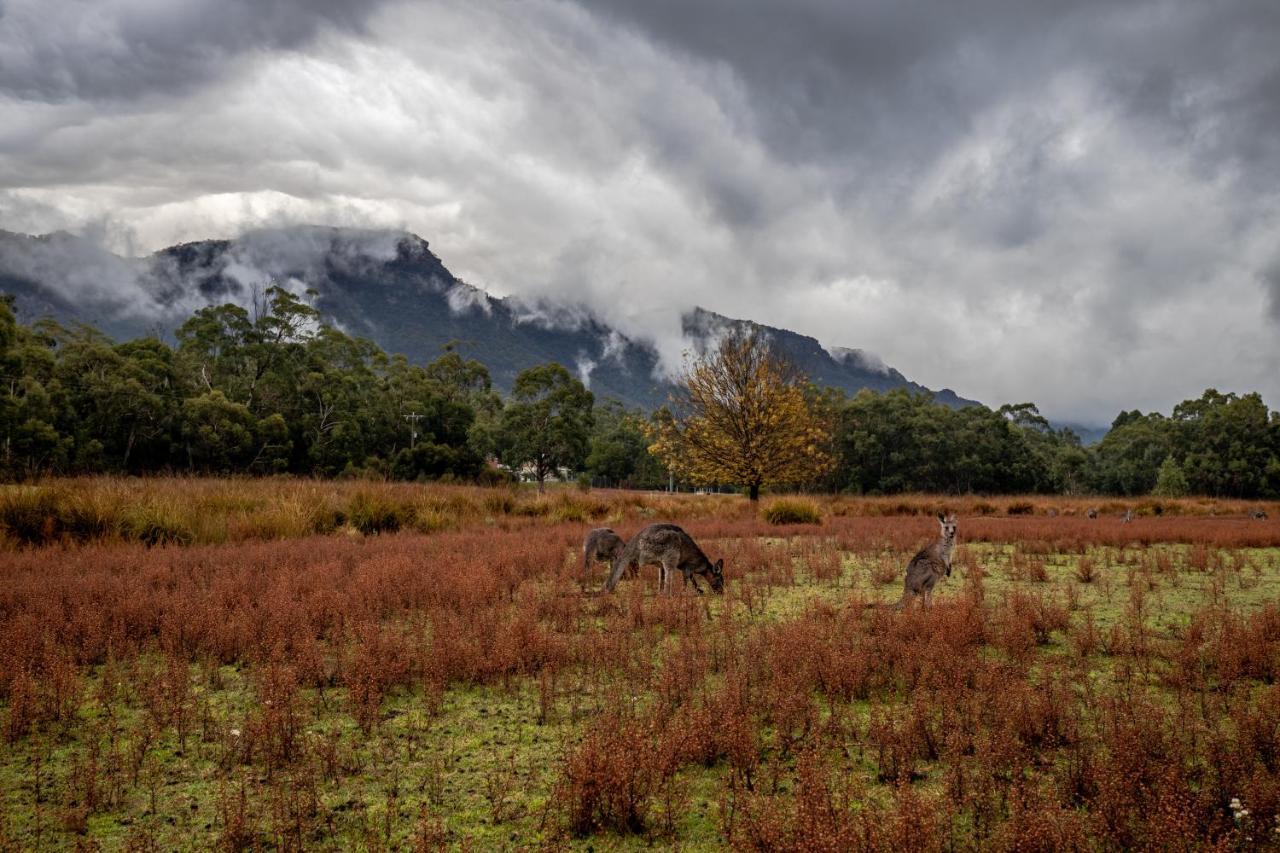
[0,0,389,101]
[1,0,1278,424]
[583,0,1280,255]
[1266,261,1280,322]
[583,0,1280,173]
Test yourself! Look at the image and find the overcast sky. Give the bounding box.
[2,0,1279,425]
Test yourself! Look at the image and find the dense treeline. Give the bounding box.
[3,289,488,480]
[2,292,1278,496]
[1092,392,1280,497]
[0,290,665,489]
[829,388,1280,498]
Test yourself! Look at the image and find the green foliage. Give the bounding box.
[180,391,259,472]
[585,400,665,488]
[762,498,823,525]
[496,363,594,490]
[1152,456,1190,497]
[826,386,1280,499]
[1092,390,1280,498]
[0,288,496,482]
[1091,411,1173,495]
[832,390,1051,494]
[1172,390,1277,497]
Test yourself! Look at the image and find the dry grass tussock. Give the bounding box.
[0,478,1272,550]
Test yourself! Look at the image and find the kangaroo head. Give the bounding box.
[708,558,725,593]
[937,513,957,541]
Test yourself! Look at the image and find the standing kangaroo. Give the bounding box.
[603,523,725,595]
[1122,509,1133,524]
[890,513,957,610]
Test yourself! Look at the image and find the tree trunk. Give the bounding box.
[749,482,760,501]
[123,427,136,471]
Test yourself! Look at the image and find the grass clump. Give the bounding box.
[550,502,589,523]
[230,497,340,540]
[762,498,822,526]
[345,491,407,535]
[0,487,70,545]
[118,504,195,546]
[409,508,457,534]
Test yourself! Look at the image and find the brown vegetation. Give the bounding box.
[0,478,1274,550]
[1,480,1280,847]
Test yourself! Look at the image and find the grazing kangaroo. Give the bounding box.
[1086,507,1098,519]
[1252,509,1269,520]
[583,528,634,579]
[603,523,725,595]
[889,513,957,611]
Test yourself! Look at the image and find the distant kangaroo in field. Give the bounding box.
[1086,507,1098,519]
[583,528,633,579]
[603,523,725,595]
[1122,509,1133,524]
[888,513,957,611]
[1252,509,1269,520]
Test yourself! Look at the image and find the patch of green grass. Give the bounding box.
[0,661,736,851]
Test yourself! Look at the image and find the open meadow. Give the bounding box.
[2,480,1280,850]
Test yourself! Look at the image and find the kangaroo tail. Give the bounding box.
[865,592,911,610]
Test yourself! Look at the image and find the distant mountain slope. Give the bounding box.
[681,307,973,409]
[0,225,980,413]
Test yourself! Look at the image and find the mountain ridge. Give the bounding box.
[0,225,987,417]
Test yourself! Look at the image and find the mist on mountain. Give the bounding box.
[0,224,980,415]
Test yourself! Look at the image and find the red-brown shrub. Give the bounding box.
[554,709,660,836]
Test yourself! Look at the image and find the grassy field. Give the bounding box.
[1,481,1279,850]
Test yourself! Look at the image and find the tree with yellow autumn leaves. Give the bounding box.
[648,328,835,501]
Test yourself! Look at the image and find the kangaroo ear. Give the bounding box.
[713,559,724,575]
[937,512,946,523]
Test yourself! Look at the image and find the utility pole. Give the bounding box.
[404,411,423,450]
